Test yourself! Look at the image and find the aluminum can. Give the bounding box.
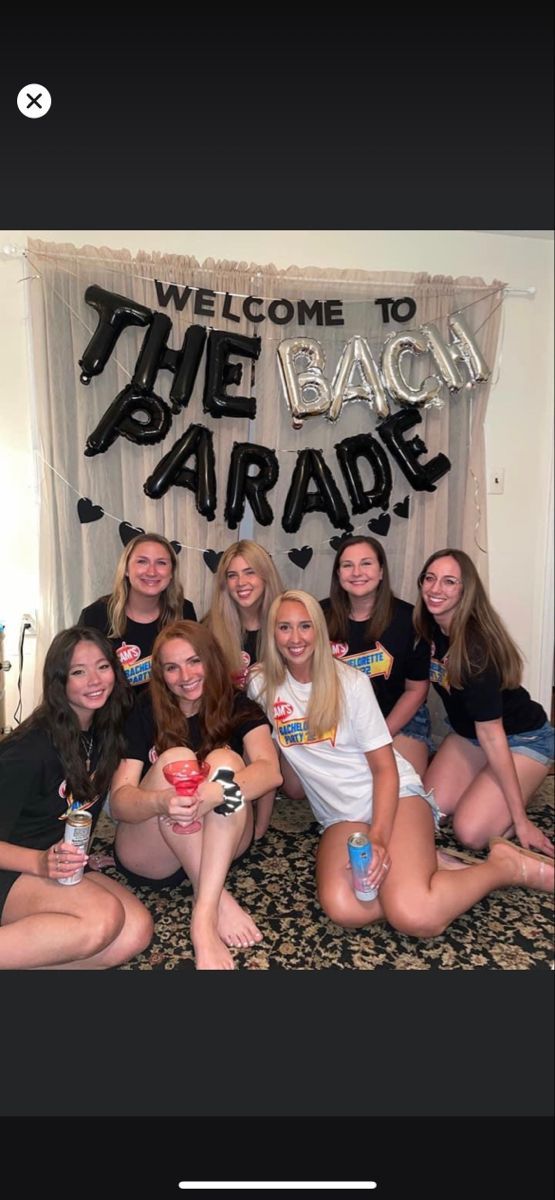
[58,809,92,886]
[347,831,378,901]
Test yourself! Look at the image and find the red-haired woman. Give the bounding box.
[109,621,282,970]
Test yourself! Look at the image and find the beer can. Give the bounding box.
[347,831,378,901]
[58,809,92,886]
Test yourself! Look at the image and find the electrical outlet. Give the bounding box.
[487,468,505,495]
[22,611,37,635]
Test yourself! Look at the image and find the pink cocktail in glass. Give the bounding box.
[162,759,209,834]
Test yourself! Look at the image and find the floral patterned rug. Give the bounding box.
[90,778,555,970]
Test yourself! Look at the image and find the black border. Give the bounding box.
[1,14,553,1191]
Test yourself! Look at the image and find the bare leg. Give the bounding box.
[424,734,551,849]
[253,789,276,841]
[393,732,428,778]
[316,821,385,928]
[0,873,152,969]
[279,751,306,800]
[380,794,554,939]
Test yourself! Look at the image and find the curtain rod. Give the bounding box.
[0,244,537,296]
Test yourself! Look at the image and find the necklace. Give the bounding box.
[80,730,94,772]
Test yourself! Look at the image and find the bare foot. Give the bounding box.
[488,839,555,893]
[217,889,263,948]
[191,909,235,970]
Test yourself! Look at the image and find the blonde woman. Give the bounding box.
[79,533,196,691]
[205,540,283,838]
[249,590,553,936]
[416,549,554,855]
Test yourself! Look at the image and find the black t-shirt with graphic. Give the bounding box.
[78,597,197,690]
[429,623,547,739]
[0,725,104,849]
[123,689,271,779]
[320,596,430,717]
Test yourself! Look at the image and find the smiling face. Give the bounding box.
[126,540,173,601]
[337,541,383,604]
[158,637,205,715]
[275,600,316,681]
[225,555,265,619]
[420,554,464,630]
[65,640,115,728]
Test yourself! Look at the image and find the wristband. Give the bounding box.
[210,766,246,816]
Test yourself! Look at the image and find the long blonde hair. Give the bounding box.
[259,590,345,737]
[205,540,283,674]
[413,548,523,689]
[107,533,184,638]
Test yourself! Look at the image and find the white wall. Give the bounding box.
[0,230,553,723]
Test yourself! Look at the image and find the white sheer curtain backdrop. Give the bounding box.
[25,240,504,686]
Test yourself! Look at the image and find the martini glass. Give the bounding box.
[162,758,209,834]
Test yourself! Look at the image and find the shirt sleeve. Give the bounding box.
[233,691,272,740]
[182,599,197,622]
[0,733,45,841]
[343,667,393,751]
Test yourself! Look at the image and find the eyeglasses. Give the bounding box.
[420,573,463,590]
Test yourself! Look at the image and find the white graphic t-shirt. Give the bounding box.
[250,664,397,829]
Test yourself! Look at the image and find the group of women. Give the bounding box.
[1,530,553,970]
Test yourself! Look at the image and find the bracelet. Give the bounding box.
[210,766,246,816]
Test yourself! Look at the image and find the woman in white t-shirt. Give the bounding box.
[250,590,553,933]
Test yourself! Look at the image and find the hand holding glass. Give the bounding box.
[162,759,209,834]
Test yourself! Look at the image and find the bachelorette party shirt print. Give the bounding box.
[78,597,197,690]
[320,597,429,717]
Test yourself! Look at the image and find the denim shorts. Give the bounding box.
[394,751,442,829]
[400,703,434,754]
[462,719,554,766]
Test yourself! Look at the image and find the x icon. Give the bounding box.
[26,93,43,109]
[17,83,52,117]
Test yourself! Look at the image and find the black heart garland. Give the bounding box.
[288,546,313,569]
[368,513,391,537]
[393,496,410,519]
[203,549,224,573]
[118,522,145,546]
[77,497,104,524]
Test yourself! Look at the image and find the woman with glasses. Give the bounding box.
[415,549,554,859]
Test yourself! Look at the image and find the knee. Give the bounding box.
[317,881,363,929]
[384,895,447,940]
[78,892,126,959]
[116,902,154,964]
[452,811,489,851]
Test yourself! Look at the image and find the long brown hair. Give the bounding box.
[107,533,184,637]
[204,540,284,673]
[325,535,395,642]
[413,548,523,689]
[150,620,261,760]
[4,627,132,801]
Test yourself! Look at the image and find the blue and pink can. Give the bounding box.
[348,832,378,901]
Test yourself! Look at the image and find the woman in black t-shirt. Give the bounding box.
[0,627,153,969]
[79,532,196,691]
[321,536,431,776]
[110,621,282,971]
[415,548,554,861]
